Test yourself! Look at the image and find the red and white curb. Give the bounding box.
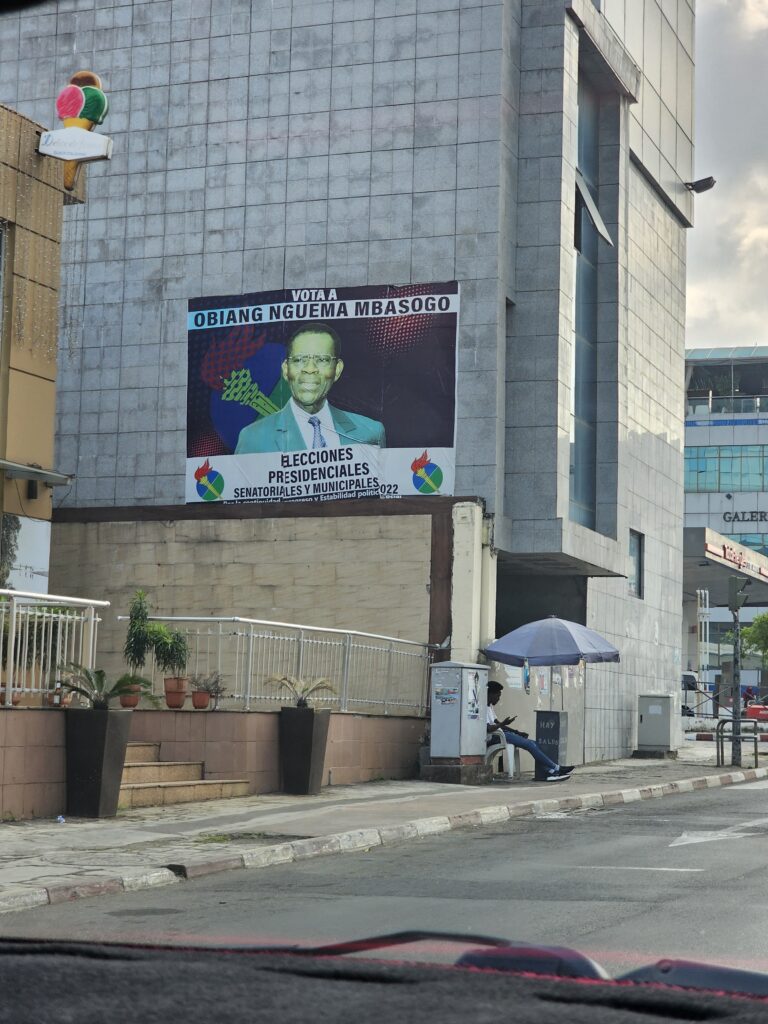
[1,766,766,915]
[687,732,768,742]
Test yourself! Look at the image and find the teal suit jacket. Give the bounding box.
[235,403,386,454]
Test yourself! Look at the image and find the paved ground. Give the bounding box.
[4,775,768,980]
[0,743,763,916]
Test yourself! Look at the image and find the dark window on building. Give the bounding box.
[685,445,768,492]
[569,75,601,530]
[628,530,644,598]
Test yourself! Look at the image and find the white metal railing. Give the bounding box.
[122,616,432,717]
[0,589,110,706]
[686,393,768,416]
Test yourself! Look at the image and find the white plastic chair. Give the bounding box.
[485,730,522,780]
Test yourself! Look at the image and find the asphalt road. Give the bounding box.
[4,782,768,976]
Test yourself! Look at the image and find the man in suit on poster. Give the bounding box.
[235,322,386,454]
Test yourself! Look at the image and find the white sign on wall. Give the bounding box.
[38,127,113,162]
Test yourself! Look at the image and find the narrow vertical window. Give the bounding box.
[569,75,601,529]
[628,530,644,599]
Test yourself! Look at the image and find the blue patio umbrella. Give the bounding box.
[482,616,620,667]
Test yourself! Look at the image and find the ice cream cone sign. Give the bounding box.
[38,71,111,191]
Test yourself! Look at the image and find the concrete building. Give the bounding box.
[0,0,696,762]
[0,102,81,591]
[684,346,768,696]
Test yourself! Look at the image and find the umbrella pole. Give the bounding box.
[582,663,587,764]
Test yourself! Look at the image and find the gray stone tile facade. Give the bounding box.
[0,0,693,760]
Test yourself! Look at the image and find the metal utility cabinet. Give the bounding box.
[635,694,677,756]
[424,662,491,785]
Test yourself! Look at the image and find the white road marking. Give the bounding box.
[573,865,704,873]
[733,780,768,789]
[670,814,768,846]
[670,831,748,846]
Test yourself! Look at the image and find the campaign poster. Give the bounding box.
[186,282,458,504]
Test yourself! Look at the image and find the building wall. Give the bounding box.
[0,0,513,515]
[0,707,424,820]
[0,707,65,820]
[583,159,686,761]
[500,3,689,760]
[49,512,434,677]
[0,104,75,547]
[0,2,694,762]
[686,417,768,544]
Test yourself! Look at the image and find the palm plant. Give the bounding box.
[123,589,189,678]
[123,590,153,673]
[266,674,336,708]
[152,630,190,677]
[59,662,155,710]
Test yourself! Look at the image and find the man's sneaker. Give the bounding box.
[546,767,573,781]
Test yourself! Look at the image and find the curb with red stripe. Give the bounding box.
[687,732,768,741]
[1,765,765,916]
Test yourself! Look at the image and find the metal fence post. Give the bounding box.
[245,625,255,709]
[82,605,97,670]
[296,629,305,680]
[384,641,394,716]
[340,633,352,712]
[5,596,17,705]
[421,652,431,715]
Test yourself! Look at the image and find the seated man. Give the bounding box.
[487,680,574,782]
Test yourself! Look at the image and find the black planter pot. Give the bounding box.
[278,707,331,795]
[65,708,132,818]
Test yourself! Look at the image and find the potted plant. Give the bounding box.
[123,590,153,672]
[123,590,191,708]
[59,662,153,818]
[267,675,336,795]
[189,671,226,710]
[152,629,190,708]
[118,680,143,709]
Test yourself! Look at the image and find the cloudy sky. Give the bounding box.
[686,1,768,348]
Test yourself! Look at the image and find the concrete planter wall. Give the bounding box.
[0,708,426,821]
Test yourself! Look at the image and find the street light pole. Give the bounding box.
[732,607,742,768]
[728,575,751,768]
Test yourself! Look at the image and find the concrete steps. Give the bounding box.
[121,761,204,785]
[118,779,250,810]
[125,742,161,764]
[119,742,249,810]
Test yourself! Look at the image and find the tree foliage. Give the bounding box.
[739,613,768,665]
[0,514,21,589]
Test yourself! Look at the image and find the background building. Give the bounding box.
[0,102,79,592]
[0,0,696,762]
[684,346,768,695]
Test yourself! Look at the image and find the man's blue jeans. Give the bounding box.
[500,727,558,772]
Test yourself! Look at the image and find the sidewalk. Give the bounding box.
[0,743,763,915]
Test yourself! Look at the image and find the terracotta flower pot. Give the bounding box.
[192,691,211,710]
[163,677,187,709]
[119,684,141,709]
[163,677,187,692]
[165,688,188,712]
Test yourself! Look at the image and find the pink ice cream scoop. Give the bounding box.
[56,84,85,120]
